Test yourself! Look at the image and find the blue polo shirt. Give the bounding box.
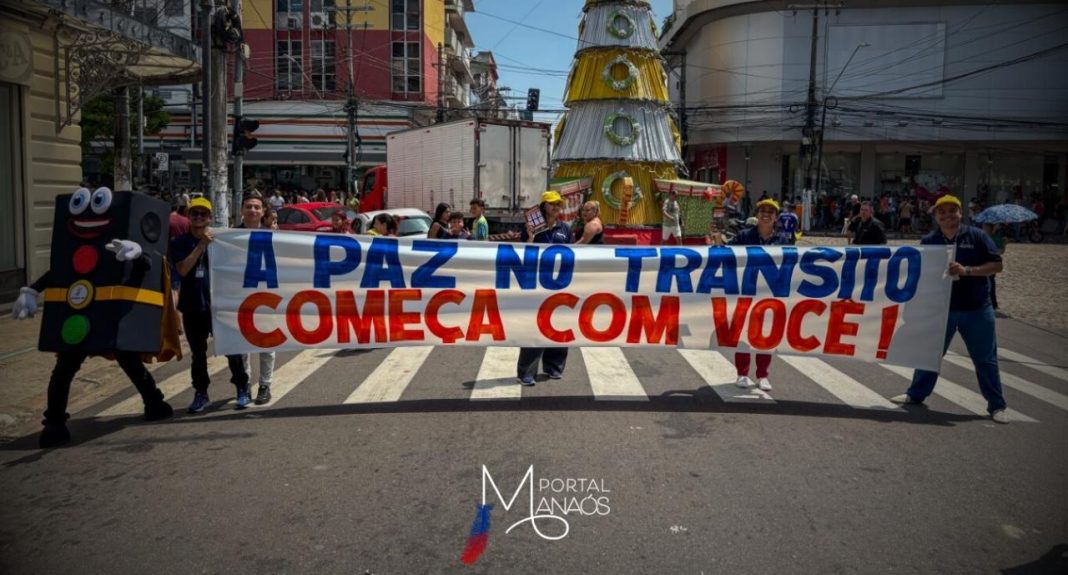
[921,225,1001,311]
[729,226,796,247]
[169,232,211,314]
[520,220,573,244]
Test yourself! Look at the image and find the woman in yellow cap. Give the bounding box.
[708,197,795,391]
[516,191,574,385]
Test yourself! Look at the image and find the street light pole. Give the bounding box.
[812,42,868,199]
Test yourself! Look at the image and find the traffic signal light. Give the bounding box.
[526,88,540,112]
[232,116,259,155]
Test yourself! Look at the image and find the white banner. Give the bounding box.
[209,230,953,371]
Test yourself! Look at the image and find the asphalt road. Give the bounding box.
[1,318,1065,574]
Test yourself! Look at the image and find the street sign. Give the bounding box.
[154,152,169,172]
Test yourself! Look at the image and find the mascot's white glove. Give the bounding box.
[12,286,40,320]
[105,239,143,262]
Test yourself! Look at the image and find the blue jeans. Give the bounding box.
[908,303,1006,413]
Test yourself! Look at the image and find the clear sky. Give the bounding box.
[466,0,673,124]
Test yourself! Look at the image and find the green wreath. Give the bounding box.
[601,171,643,210]
[602,55,639,92]
[603,112,641,146]
[606,10,636,39]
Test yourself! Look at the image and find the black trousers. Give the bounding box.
[45,351,160,424]
[182,310,249,393]
[517,347,568,380]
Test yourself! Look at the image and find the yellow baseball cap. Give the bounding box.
[189,197,213,212]
[540,191,564,204]
[933,195,961,209]
[756,198,781,212]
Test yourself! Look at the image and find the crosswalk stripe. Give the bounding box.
[782,356,899,410]
[945,353,1068,412]
[259,350,339,407]
[581,347,648,401]
[98,355,229,417]
[678,350,775,403]
[881,364,1037,422]
[999,348,1068,383]
[344,346,434,404]
[471,347,522,401]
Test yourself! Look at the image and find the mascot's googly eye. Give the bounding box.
[90,187,113,215]
[69,188,91,215]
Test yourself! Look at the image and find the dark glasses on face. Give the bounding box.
[189,210,211,218]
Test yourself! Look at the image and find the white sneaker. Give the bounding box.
[735,375,753,388]
[991,409,1010,424]
[890,393,921,405]
[757,377,772,391]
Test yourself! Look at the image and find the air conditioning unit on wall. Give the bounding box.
[309,12,329,29]
[279,13,302,29]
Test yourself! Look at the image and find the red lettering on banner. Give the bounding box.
[388,289,425,342]
[467,290,506,342]
[286,290,334,345]
[579,293,627,342]
[711,297,752,347]
[538,293,579,343]
[336,290,387,344]
[747,299,787,350]
[627,296,679,345]
[825,300,865,356]
[425,289,466,343]
[238,292,286,348]
[786,299,826,352]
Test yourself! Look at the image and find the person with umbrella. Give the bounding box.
[890,195,1010,424]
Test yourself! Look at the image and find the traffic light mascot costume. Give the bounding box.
[11,187,182,448]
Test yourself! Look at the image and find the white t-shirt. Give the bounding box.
[268,194,285,210]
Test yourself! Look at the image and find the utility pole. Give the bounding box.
[436,42,445,123]
[802,6,819,198]
[663,50,687,171]
[114,86,133,191]
[344,0,356,198]
[209,2,231,225]
[200,0,212,193]
[136,84,144,189]
[232,0,244,211]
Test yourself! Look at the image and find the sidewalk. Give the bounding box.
[0,315,179,442]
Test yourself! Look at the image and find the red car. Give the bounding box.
[276,202,358,232]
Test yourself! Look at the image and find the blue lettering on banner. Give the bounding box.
[797,247,841,299]
[242,231,279,288]
[837,248,861,300]
[695,248,739,294]
[741,247,797,297]
[411,240,458,288]
[886,246,921,303]
[859,247,893,302]
[313,235,361,288]
[495,244,539,289]
[361,237,405,288]
[539,245,575,290]
[615,248,658,293]
[657,248,703,293]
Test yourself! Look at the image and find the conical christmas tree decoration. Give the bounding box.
[553,0,681,228]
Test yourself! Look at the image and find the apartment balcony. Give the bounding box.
[443,27,473,83]
[445,76,470,109]
[444,0,473,38]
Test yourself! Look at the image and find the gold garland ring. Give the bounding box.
[601,171,643,210]
[602,55,639,92]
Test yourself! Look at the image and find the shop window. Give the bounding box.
[311,40,336,92]
[276,41,303,90]
[391,41,421,93]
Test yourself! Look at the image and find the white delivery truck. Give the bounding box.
[358,118,551,227]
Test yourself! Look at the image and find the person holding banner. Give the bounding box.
[171,198,249,413]
[234,192,276,406]
[891,195,1009,423]
[516,191,574,385]
[708,198,795,391]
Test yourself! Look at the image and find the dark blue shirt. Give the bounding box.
[520,220,573,244]
[169,232,211,313]
[729,226,796,247]
[778,212,799,235]
[921,225,1001,311]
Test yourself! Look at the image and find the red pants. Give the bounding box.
[735,353,771,378]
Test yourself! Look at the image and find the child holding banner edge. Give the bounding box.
[516,191,574,386]
[707,197,796,391]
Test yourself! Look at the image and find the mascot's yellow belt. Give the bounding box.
[44,281,165,309]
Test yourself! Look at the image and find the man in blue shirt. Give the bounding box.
[890,195,1009,423]
[777,201,799,240]
[170,197,250,413]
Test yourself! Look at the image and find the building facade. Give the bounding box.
[661,0,1068,220]
[0,0,198,302]
[150,0,490,192]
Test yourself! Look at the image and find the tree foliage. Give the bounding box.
[80,90,172,174]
